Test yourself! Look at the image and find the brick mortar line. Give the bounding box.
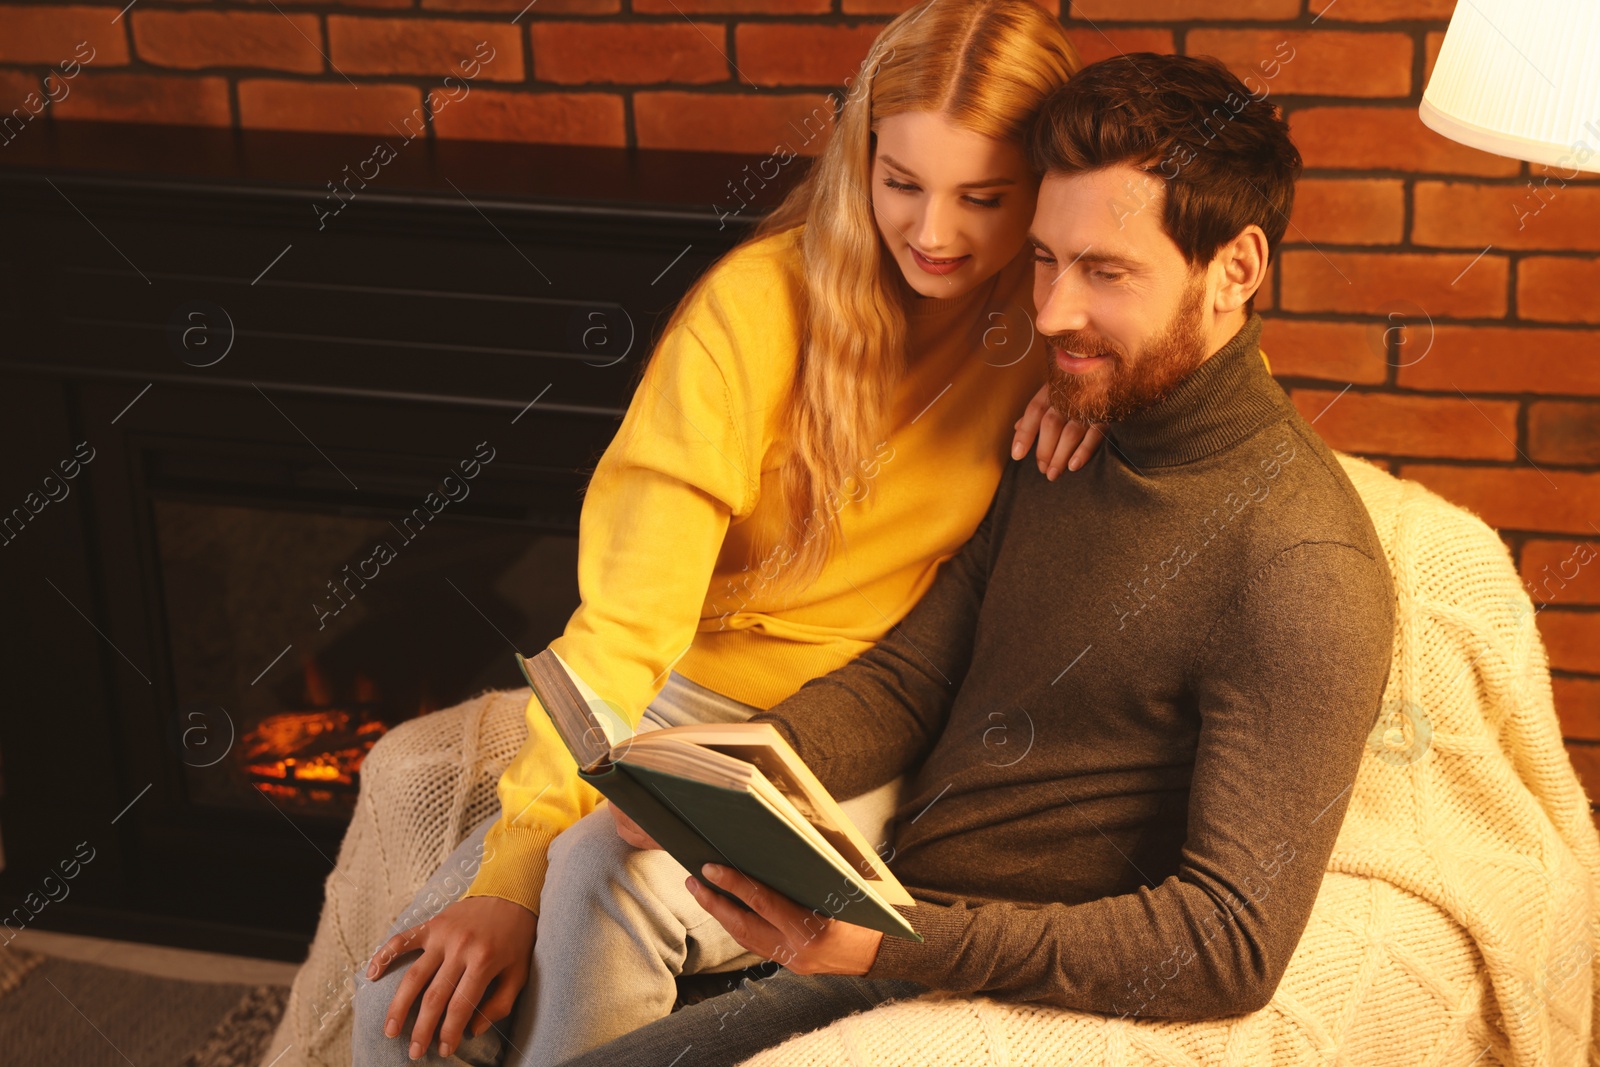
[1382,456,1600,472]
[1264,311,1599,327]
[0,4,1459,29]
[3,73,1539,120]
[1278,376,1600,400]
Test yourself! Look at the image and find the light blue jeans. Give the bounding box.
[350,670,903,1067]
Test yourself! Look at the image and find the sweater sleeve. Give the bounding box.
[464,300,761,914]
[745,463,1009,801]
[866,539,1395,1019]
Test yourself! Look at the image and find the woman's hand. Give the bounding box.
[367,895,537,1060]
[608,800,664,850]
[1011,382,1105,479]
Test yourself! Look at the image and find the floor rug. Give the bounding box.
[0,947,289,1067]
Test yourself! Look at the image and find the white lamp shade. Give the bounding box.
[1421,0,1600,173]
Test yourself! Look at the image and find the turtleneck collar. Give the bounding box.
[1101,312,1288,469]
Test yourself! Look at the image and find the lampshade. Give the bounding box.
[1420,0,1600,173]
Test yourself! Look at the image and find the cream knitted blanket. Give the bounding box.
[261,455,1600,1067]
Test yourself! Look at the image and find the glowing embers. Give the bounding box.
[240,655,409,805]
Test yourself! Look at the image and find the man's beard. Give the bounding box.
[1044,271,1210,425]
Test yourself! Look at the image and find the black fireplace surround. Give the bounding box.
[0,122,806,960]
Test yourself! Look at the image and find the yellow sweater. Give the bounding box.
[462,226,1036,910]
[464,224,1273,912]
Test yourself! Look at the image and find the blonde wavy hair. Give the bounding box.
[655,0,1080,593]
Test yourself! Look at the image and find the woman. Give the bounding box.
[355,2,1095,1063]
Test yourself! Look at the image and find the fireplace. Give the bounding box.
[0,121,800,959]
[152,491,580,817]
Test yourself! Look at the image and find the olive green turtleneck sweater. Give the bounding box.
[750,311,1396,1019]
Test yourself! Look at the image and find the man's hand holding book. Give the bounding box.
[608,799,885,976]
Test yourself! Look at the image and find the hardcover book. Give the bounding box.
[515,648,921,942]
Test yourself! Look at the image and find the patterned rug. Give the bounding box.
[0,946,289,1067]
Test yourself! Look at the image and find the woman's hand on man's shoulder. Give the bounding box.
[1012,382,1105,479]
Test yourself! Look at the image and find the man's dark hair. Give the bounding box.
[1027,53,1303,314]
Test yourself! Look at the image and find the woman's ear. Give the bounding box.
[1213,224,1268,315]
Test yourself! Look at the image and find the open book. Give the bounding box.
[515,649,922,942]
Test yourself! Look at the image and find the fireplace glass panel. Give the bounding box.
[152,497,579,817]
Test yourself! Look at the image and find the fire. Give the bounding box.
[240,656,392,796]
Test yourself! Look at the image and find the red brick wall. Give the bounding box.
[2,0,1597,812]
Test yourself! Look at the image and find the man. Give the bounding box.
[564,52,1395,1067]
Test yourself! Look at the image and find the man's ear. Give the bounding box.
[1212,225,1269,315]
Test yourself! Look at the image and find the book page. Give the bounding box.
[620,735,754,792]
[548,650,634,751]
[517,650,610,773]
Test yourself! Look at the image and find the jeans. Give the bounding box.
[351,669,905,1067]
[552,970,929,1067]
